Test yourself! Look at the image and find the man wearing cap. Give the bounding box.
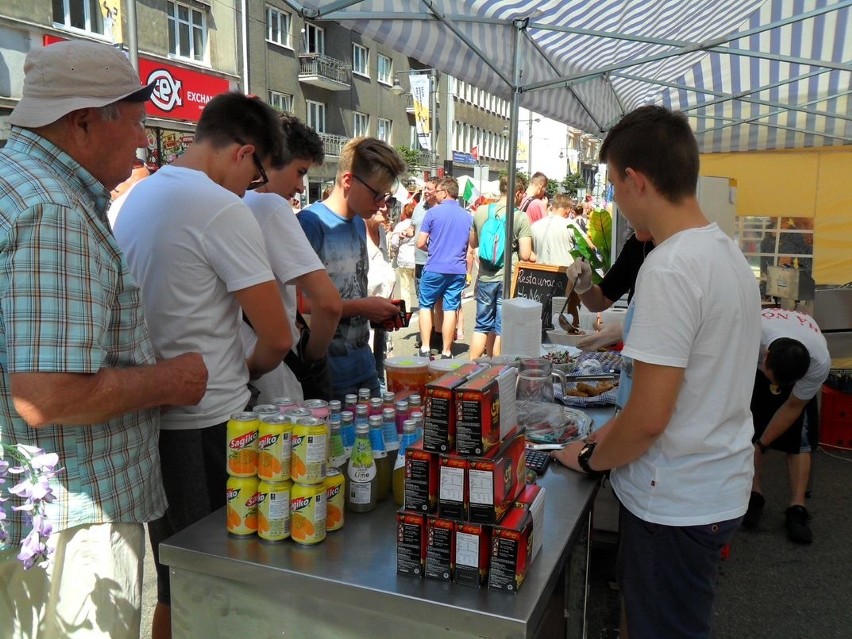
[112,92,292,639]
[0,40,208,639]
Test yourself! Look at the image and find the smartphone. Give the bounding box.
[370,299,410,331]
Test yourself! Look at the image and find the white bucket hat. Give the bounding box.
[8,40,155,129]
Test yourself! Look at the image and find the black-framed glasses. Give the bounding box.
[235,137,269,191]
[352,173,396,206]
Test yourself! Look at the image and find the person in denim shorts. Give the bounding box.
[468,174,532,359]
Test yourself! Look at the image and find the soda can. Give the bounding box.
[253,404,279,418]
[257,479,292,542]
[291,417,328,485]
[226,475,259,537]
[301,399,330,422]
[324,468,345,532]
[283,406,312,422]
[273,397,297,413]
[226,412,259,477]
[290,481,327,545]
[258,415,293,482]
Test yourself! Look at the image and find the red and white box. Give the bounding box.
[425,516,456,581]
[467,432,526,525]
[396,511,427,576]
[404,442,439,513]
[439,454,469,520]
[454,522,491,588]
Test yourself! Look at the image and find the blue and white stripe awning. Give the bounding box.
[292,0,851,153]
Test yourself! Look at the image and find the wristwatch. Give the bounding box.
[755,439,770,454]
[577,442,604,479]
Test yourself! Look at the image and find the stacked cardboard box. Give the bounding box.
[396,364,546,592]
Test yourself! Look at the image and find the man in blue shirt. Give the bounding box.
[416,177,473,359]
[298,138,406,399]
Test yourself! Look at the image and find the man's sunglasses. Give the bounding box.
[352,173,396,206]
[235,137,269,190]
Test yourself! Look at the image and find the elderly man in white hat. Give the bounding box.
[0,40,208,639]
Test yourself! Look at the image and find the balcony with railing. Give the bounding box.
[318,132,350,157]
[298,54,351,91]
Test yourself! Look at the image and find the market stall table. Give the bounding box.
[160,406,615,639]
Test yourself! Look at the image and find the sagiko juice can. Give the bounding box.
[290,482,327,545]
[291,417,329,485]
[324,468,345,532]
[257,415,293,482]
[257,479,292,542]
[226,475,259,537]
[226,412,259,477]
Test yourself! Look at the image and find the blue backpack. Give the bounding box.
[479,204,506,269]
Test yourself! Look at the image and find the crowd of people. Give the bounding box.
[0,40,831,639]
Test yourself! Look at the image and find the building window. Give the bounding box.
[306,100,326,133]
[168,1,206,62]
[266,6,292,48]
[303,23,324,54]
[738,216,814,293]
[52,0,114,39]
[353,111,369,138]
[377,118,392,143]
[352,44,369,77]
[269,91,293,113]
[377,54,393,85]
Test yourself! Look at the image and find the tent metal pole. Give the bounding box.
[503,19,526,299]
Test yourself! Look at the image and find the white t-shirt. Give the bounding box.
[610,223,761,526]
[241,191,326,404]
[112,165,275,430]
[530,215,576,267]
[757,308,830,401]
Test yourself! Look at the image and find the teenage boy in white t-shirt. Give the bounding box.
[242,115,342,403]
[553,105,761,638]
[113,93,291,639]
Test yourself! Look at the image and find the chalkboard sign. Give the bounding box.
[511,262,574,331]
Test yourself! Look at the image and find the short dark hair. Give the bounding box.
[276,114,324,167]
[194,92,285,163]
[765,338,810,387]
[599,105,699,204]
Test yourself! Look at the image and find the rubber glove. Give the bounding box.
[576,321,623,351]
[567,258,593,295]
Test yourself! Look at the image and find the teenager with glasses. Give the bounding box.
[112,92,292,639]
[298,137,406,400]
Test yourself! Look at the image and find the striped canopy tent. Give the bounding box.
[290,0,851,288]
[292,0,851,153]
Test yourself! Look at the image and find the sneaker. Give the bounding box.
[785,505,813,544]
[418,348,431,358]
[742,491,765,529]
[440,353,453,360]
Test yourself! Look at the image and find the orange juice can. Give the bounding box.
[226,412,259,477]
[291,417,328,485]
[226,475,259,537]
[324,468,345,532]
[258,415,292,482]
[290,481,327,545]
[257,479,292,542]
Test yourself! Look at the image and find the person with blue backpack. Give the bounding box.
[468,173,533,359]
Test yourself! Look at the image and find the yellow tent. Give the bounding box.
[701,147,852,285]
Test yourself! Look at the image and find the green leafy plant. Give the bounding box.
[569,208,612,283]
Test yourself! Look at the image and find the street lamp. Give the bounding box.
[391,69,438,174]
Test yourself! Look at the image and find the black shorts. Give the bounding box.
[148,421,228,604]
[751,370,819,454]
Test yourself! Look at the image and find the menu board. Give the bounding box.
[510,262,571,330]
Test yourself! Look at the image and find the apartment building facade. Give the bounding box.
[0,1,517,202]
